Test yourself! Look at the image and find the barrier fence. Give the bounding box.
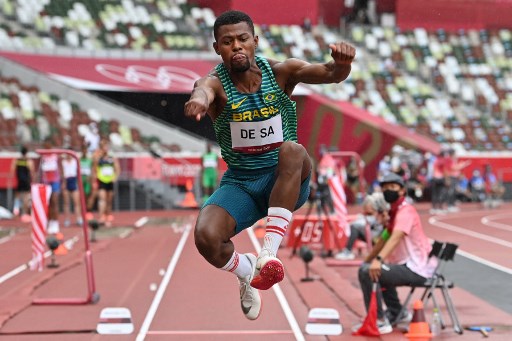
[1,153,512,213]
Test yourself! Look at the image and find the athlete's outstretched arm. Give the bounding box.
[273,42,355,93]
[184,72,219,121]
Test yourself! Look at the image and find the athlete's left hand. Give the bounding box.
[329,42,356,65]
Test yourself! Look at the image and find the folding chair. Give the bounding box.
[395,241,463,334]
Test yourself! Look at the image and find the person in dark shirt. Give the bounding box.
[10,145,34,222]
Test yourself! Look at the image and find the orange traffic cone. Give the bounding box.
[180,179,198,208]
[405,300,432,341]
[53,232,68,255]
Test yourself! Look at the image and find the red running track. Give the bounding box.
[0,203,511,340]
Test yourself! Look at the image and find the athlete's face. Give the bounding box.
[100,140,109,153]
[214,22,258,73]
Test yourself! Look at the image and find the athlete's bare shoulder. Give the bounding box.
[197,68,222,89]
[267,57,308,73]
[265,57,308,95]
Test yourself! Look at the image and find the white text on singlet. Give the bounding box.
[230,114,284,154]
[41,155,59,172]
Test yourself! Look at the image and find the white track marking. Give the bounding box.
[119,229,133,239]
[136,223,191,341]
[456,248,512,276]
[247,227,306,341]
[147,329,294,335]
[429,216,512,248]
[0,236,79,284]
[481,212,512,231]
[134,217,149,228]
[428,217,512,275]
[0,230,15,245]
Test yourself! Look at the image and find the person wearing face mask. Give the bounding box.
[335,192,389,260]
[353,172,438,334]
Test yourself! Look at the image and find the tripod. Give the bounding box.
[291,188,342,258]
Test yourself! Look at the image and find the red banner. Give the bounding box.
[397,0,512,31]
[295,94,441,182]
[0,52,216,93]
[1,154,510,190]
[286,214,347,252]
[161,156,227,186]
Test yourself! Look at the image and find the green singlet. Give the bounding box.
[214,56,297,170]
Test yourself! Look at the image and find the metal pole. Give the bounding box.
[32,148,99,305]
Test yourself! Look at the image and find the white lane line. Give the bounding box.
[429,217,512,248]
[136,223,191,341]
[247,227,306,341]
[0,230,15,245]
[456,248,512,276]
[0,236,79,284]
[147,330,294,335]
[134,217,149,228]
[481,212,512,231]
[0,262,34,284]
[119,229,133,239]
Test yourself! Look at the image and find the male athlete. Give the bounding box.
[184,10,355,320]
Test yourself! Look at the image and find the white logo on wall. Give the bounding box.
[95,64,200,90]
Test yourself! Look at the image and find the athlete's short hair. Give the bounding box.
[213,10,255,40]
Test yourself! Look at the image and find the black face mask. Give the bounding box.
[383,189,400,203]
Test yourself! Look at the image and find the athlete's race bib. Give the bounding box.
[230,114,284,154]
[203,159,218,168]
[41,156,58,171]
[100,166,114,177]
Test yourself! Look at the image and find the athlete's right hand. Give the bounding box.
[184,98,208,122]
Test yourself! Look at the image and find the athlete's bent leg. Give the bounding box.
[194,205,261,320]
[252,142,313,290]
[194,204,237,268]
[269,141,311,210]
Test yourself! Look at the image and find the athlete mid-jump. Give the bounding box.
[184,10,355,320]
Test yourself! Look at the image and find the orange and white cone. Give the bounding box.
[180,179,198,208]
[405,300,432,341]
[53,232,68,255]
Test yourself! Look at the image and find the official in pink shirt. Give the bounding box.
[354,172,437,334]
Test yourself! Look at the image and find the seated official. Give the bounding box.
[354,173,438,334]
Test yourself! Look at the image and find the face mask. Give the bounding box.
[365,215,376,225]
[371,223,383,231]
[383,189,400,203]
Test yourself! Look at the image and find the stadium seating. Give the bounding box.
[1,1,511,152]
[0,73,170,152]
[0,0,209,51]
[347,25,512,151]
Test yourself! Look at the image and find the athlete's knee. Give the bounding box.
[279,141,305,157]
[194,221,221,257]
[278,142,307,168]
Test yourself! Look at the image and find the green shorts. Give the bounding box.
[202,168,218,189]
[203,165,311,234]
[82,176,91,196]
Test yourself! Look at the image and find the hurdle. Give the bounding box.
[32,149,100,305]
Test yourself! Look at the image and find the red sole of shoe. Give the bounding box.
[250,260,284,290]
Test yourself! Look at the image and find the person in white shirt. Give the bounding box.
[84,123,100,153]
[62,151,83,227]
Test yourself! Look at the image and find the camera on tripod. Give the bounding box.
[291,171,340,258]
[309,173,333,213]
